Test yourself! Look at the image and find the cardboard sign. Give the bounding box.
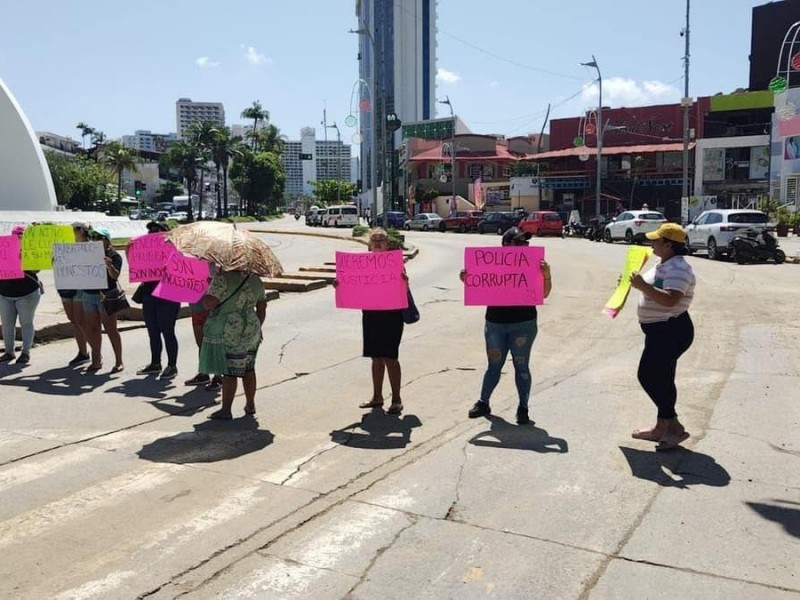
[52,242,107,290]
[153,252,210,303]
[21,224,74,270]
[127,233,174,282]
[0,236,23,280]
[335,249,407,310]
[463,246,545,306]
[603,246,653,319]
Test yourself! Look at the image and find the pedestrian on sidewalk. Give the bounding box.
[82,226,124,373]
[200,269,268,419]
[353,227,406,415]
[59,221,91,366]
[462,227,552,425]
[629,222,695,451]
[134,222,181,380]
[0,225,43,365]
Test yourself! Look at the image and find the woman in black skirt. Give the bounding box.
[358,228,406,415]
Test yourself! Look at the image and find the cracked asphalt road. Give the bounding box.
[0,218,798,599]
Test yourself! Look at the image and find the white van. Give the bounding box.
[323,205,359,228]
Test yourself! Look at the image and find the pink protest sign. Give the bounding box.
[463,246,545,306]
[127,233,174,282]
[152,252,210,303]
[335,249,408,310]
[0,236,23,280]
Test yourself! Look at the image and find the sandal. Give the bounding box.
[208,409,232,421]
[387,401,403,415]
[656,431,690,451]
[631,429,664,442]
[85,363,103,373]
[359,398,384,409]
[110,364,124,374]
[244,407,256,415]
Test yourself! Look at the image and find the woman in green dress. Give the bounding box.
[199,270,268,419]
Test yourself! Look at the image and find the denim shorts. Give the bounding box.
[81,292,103,313]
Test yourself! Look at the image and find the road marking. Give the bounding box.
[55,570,137,600]
[0,446,100,492]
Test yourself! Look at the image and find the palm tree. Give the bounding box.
[241,101,269,150]
[251,123,286,154]
[102,141,139,215]
[76,122,94,149]
[166,141,202,221]
[209,127,243,218]
[189,120,218,219]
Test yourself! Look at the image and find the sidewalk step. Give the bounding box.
[262,278,327,292]
[299,266,336,273]
[279,271,336,282]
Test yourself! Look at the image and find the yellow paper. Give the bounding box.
[604,246,652,317]
[21,224,75,270]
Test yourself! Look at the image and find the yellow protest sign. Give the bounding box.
[21,224,75,270]
[603,246,653,319]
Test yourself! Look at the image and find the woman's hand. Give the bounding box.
[459,269,466,283]
[540,260,551,280]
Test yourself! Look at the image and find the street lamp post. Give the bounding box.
[349,26,378,225]
[581,56,602,218]
[326,121,342,203]
[681,0,692,223]
[438,96,456,215]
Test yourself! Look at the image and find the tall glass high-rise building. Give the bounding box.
[355,0,436,197]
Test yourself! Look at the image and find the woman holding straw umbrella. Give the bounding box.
[167,222,282,419]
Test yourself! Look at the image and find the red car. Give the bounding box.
[519,211,563,237]
[438,210,485,232]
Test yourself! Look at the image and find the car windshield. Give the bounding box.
[728,212,767,224]
[639,213,665,220]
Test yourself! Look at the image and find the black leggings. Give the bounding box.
[638,312,694,420]
[142,296,180,366]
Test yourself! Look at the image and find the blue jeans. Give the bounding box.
[479,318,538,408]
[0,290,42,354]
[142,295,180,366]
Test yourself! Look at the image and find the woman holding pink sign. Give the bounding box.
[0,225,43,365]
[462,227,552,425]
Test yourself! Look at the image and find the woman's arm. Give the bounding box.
[541,260,552,299]
[104,255,121,281]
[256,299,267,325]
[630,273,684,307]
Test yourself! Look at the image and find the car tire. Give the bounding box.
[604,229,612,243]
[625,230,634,244]
[707,237,720,260]
[404,224,410,231]
[438,222,446,232]
[537,228,543,237]
[422,225,429,231]
[458,223,466,233]
[774,249,786,264]
[497,226,504,235]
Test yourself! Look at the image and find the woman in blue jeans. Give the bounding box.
[461,227,552,424]
[0,225,42,365]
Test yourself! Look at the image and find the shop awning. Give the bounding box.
[524,142,695,160]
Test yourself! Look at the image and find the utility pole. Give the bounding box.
[681,0,692,223]
[439,96,456,216]
[581,56,602,218]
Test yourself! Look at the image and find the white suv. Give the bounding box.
[685,209,770,260]
[603,210,667,244]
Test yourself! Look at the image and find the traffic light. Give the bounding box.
[299,153,313,161]
[356,179,362,193]
[134,180,142,197]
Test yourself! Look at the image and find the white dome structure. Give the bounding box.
[0,77,58,211]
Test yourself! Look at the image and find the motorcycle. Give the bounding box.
[294,213,301,221]
[730,229,785,264]
[563,221,587,237]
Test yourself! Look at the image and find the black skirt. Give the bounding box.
[362,310,404,359]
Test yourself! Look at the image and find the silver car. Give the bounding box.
[403,213,443,231]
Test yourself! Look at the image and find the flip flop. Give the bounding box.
[656,431,690,451]
[208,410,233,421]
[387,402,403,415]
[85,363,103,373]
[359,399,384,409]
[632,429,663,442]
[244,407,256,415]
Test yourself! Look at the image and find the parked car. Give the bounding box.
[476,211,522,235]
[439,210,485,232]
[684,209,770,260]
[167,211,189,223]
[603,210,667,244]
[372,212,407,229]
[518,211,563,237]
[403,213,443,231]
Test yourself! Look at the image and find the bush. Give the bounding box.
[353,224,370,237]
[219,216,257,223]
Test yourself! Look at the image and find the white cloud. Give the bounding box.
[581,77,680,107]
[436,68,461,84]
[242,45,271,66]
[195,57,220,68]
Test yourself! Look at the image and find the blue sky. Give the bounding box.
[0,0,764,150]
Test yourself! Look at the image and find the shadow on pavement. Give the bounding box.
[620,446,731,488]
[330,407,423,449]
[469,415,568,454]
[137,416,274,464]
[0,365,111,395]
[746,500,800,539]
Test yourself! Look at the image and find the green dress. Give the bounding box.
[199,271,266,377]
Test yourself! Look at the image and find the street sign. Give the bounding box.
[299,153,313,160]
[385,112,401,132]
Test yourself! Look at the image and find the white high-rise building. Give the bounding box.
[281,127,352,199]
[355,0,437,195]
[122,130,179,153]
[175,98,225,138]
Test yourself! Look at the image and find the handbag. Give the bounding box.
[101,286,130,316]
[131,284,144,305]
[402,289,420,324]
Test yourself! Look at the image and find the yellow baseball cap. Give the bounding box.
[646,222,686,243]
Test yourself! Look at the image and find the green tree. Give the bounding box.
[230,150,285,216]
[209,127,243,218]
[309,179,356,204]
[189,120,218,218]
[250,123,285,154]
[241,101,269,150]
[165,141,202,221]
[101,141,139,215]
[155,180,185,205]
[76,122,95,149]
[45,151,114,210]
